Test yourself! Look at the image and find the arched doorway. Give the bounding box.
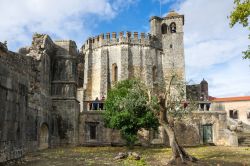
[39,123,49,150]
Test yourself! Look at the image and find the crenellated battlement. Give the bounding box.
[81,31,162,51]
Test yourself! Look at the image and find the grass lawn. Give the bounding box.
[22,146,250,166]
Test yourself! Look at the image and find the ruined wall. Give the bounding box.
[24,34,58,150]
[52,40,80,145]
[0,34,80,163]
[0,34,57,162]
[0,44,31,162]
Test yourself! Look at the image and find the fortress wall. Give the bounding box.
[82,42,162,102]
[0,34,56,162]
[0,34,83,163]
[82,32,162,51]
[52,40,80,145]
[25,34,57,151]
[0,47,31,162]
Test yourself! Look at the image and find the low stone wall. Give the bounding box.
[78,110,229,147]
[79,111,124,146]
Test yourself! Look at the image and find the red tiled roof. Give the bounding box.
[211,96,250,102]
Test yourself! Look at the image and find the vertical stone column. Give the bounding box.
[112,32,116,40]
[126,32,131,42]
[100,48,108,96]
[142,47,152,87]
[134,32,138,40]
[52,40,80,145]
[119,32,124,43]
[106,33,110,41]
[120,46,129,80]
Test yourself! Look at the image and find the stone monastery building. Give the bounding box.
[0,11,249,163]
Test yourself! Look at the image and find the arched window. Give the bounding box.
[170,22,176,33]
[39,123,49,150]
[112,63,118,83]
[152,66,157,82]
[247,112,250,119]
[161,23,168,34]
[233,110,238,119]
[229,110,238,119]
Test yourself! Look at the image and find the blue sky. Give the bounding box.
[0,0,249,97]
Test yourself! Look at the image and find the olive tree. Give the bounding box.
[103,79,159,148]
[151,75,197,164]
[104,75,197,164]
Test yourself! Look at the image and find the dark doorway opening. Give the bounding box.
[90,125,97,140]
[202,124,213,144]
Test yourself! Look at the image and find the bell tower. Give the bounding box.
[150,11,185,84]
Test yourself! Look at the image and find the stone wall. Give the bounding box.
[52,40,80,145]
[79,111,124,146]
[78,110,228,147]
[79,12,186,146]
[0,34,81,163]
[0,46,31,162]
[81,37,163,101]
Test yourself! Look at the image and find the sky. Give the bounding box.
[0,0,249,97]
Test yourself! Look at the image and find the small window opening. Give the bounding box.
[247,112,250,119]
[90,125,97,140]
[161,23,168,34]
[112,63,118,83]
[170,22,176,33]
[152,66,157,82]
[229,110,238,119]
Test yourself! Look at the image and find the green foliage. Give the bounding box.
[230,0,250,59]
[104,79,159,148]
[163,74,193,121]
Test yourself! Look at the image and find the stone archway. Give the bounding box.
[39,123,49,150]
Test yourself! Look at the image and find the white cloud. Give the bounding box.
[0,0,137,51]
[177,0,250,97]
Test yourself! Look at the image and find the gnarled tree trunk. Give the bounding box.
[159,98,197,165]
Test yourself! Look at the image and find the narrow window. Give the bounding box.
[233,110,238,119]
[247,112,250,119]
[152,66,157,82]
[112,63,118,83]
[161,23,168,34]
[90,125,96,139]
[170,22,176,33]
[229,110,234,118]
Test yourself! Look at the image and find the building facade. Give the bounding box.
[0,11,246,163]
[211,96,250,125]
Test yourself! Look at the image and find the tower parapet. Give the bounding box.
[81,31,162,51]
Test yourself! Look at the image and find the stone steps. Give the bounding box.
[238,132,250,146]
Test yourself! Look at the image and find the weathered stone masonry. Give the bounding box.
[0,11,236,163]
[0,34,80,162]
